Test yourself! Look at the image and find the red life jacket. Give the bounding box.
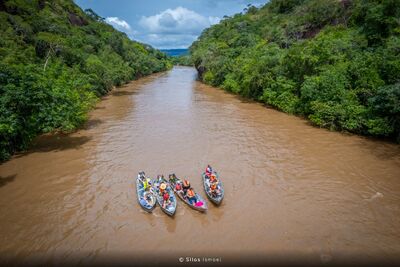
[163,192,169,201]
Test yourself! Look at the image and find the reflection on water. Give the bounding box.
[0,67,400,264]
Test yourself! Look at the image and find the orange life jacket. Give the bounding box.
[187,189,195,198]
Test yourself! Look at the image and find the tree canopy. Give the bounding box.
[190,0,400,142]
[0,0,172,161]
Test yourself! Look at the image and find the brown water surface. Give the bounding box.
[1,67,400,265]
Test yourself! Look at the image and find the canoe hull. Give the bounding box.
[169,174,207,212]
[202,171,224,205]
[136,172,156,212]
[154,176,177,216]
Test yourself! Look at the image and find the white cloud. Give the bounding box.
[139,7,220,35]
[204,0,266,6]
[136,33,198,49]
[105,17,132,32]
[138,7,220,48]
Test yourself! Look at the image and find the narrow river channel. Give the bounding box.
[1,67,399,265]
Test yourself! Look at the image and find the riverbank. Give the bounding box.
[194,67,398,144]
[0,0,172,162]
[190,0,400,143]
[0,67,171,164]
[1,67,400,265]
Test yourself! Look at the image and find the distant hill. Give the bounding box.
[161,49,189,57]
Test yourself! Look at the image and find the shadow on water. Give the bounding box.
[30,135,92,153]
[356,138,400,160]
[0,174,16,188]
[13,135,92,158]
[10,118,105,159]
[83,119,103,130]
[164,214,177,233]
[111,90,139,97]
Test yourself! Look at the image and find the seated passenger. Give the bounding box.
[210,183,220,196]
[205,165,212,177]
[159,183,167,195]
[175,182,182,191]
[162,191,170,208]
[186,188,197,205]
[210,173,217,183]
[182,179,190,194]
[163,191,169,202]
[143,177,151,191]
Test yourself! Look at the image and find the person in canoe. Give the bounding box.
[210,182,221,197]
[182,179,191,195]
[159,183,167,194]
[159,183,170,208]
[209,173,217,183]
[162,191,170,208]
[143,177,152,191]
[205,165,212,177]
[186,188,197,205]
[143,191,153,206]
[175,181,182,192]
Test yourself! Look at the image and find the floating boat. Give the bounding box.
[169,174,207,212]
[136,171,156,212]
[202,167,224,205]
[153,175,177,216]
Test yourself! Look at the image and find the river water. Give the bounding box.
[0,67,399,265]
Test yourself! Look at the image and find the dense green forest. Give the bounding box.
[0,0,171,161]
[191,0,400,141]
[170,54,193,66]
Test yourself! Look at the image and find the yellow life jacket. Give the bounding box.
[143,178,149,190]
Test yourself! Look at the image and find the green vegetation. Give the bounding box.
[171,55,193,66]
[0,0,171,161]
[191,0,400,141]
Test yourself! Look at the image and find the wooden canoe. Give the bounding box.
[136,171,156,212]
[202,170,224,205]
[169,174,207,212]
[153,175,177,216]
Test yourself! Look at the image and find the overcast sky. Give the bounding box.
[74,0,266,49]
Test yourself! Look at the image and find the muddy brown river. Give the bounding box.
[0,67,400,266]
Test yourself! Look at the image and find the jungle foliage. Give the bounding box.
[190,0,400,141]
[0,0,171,161]
[171,55,193,66]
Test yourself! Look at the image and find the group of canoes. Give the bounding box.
[136,165,224,216]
